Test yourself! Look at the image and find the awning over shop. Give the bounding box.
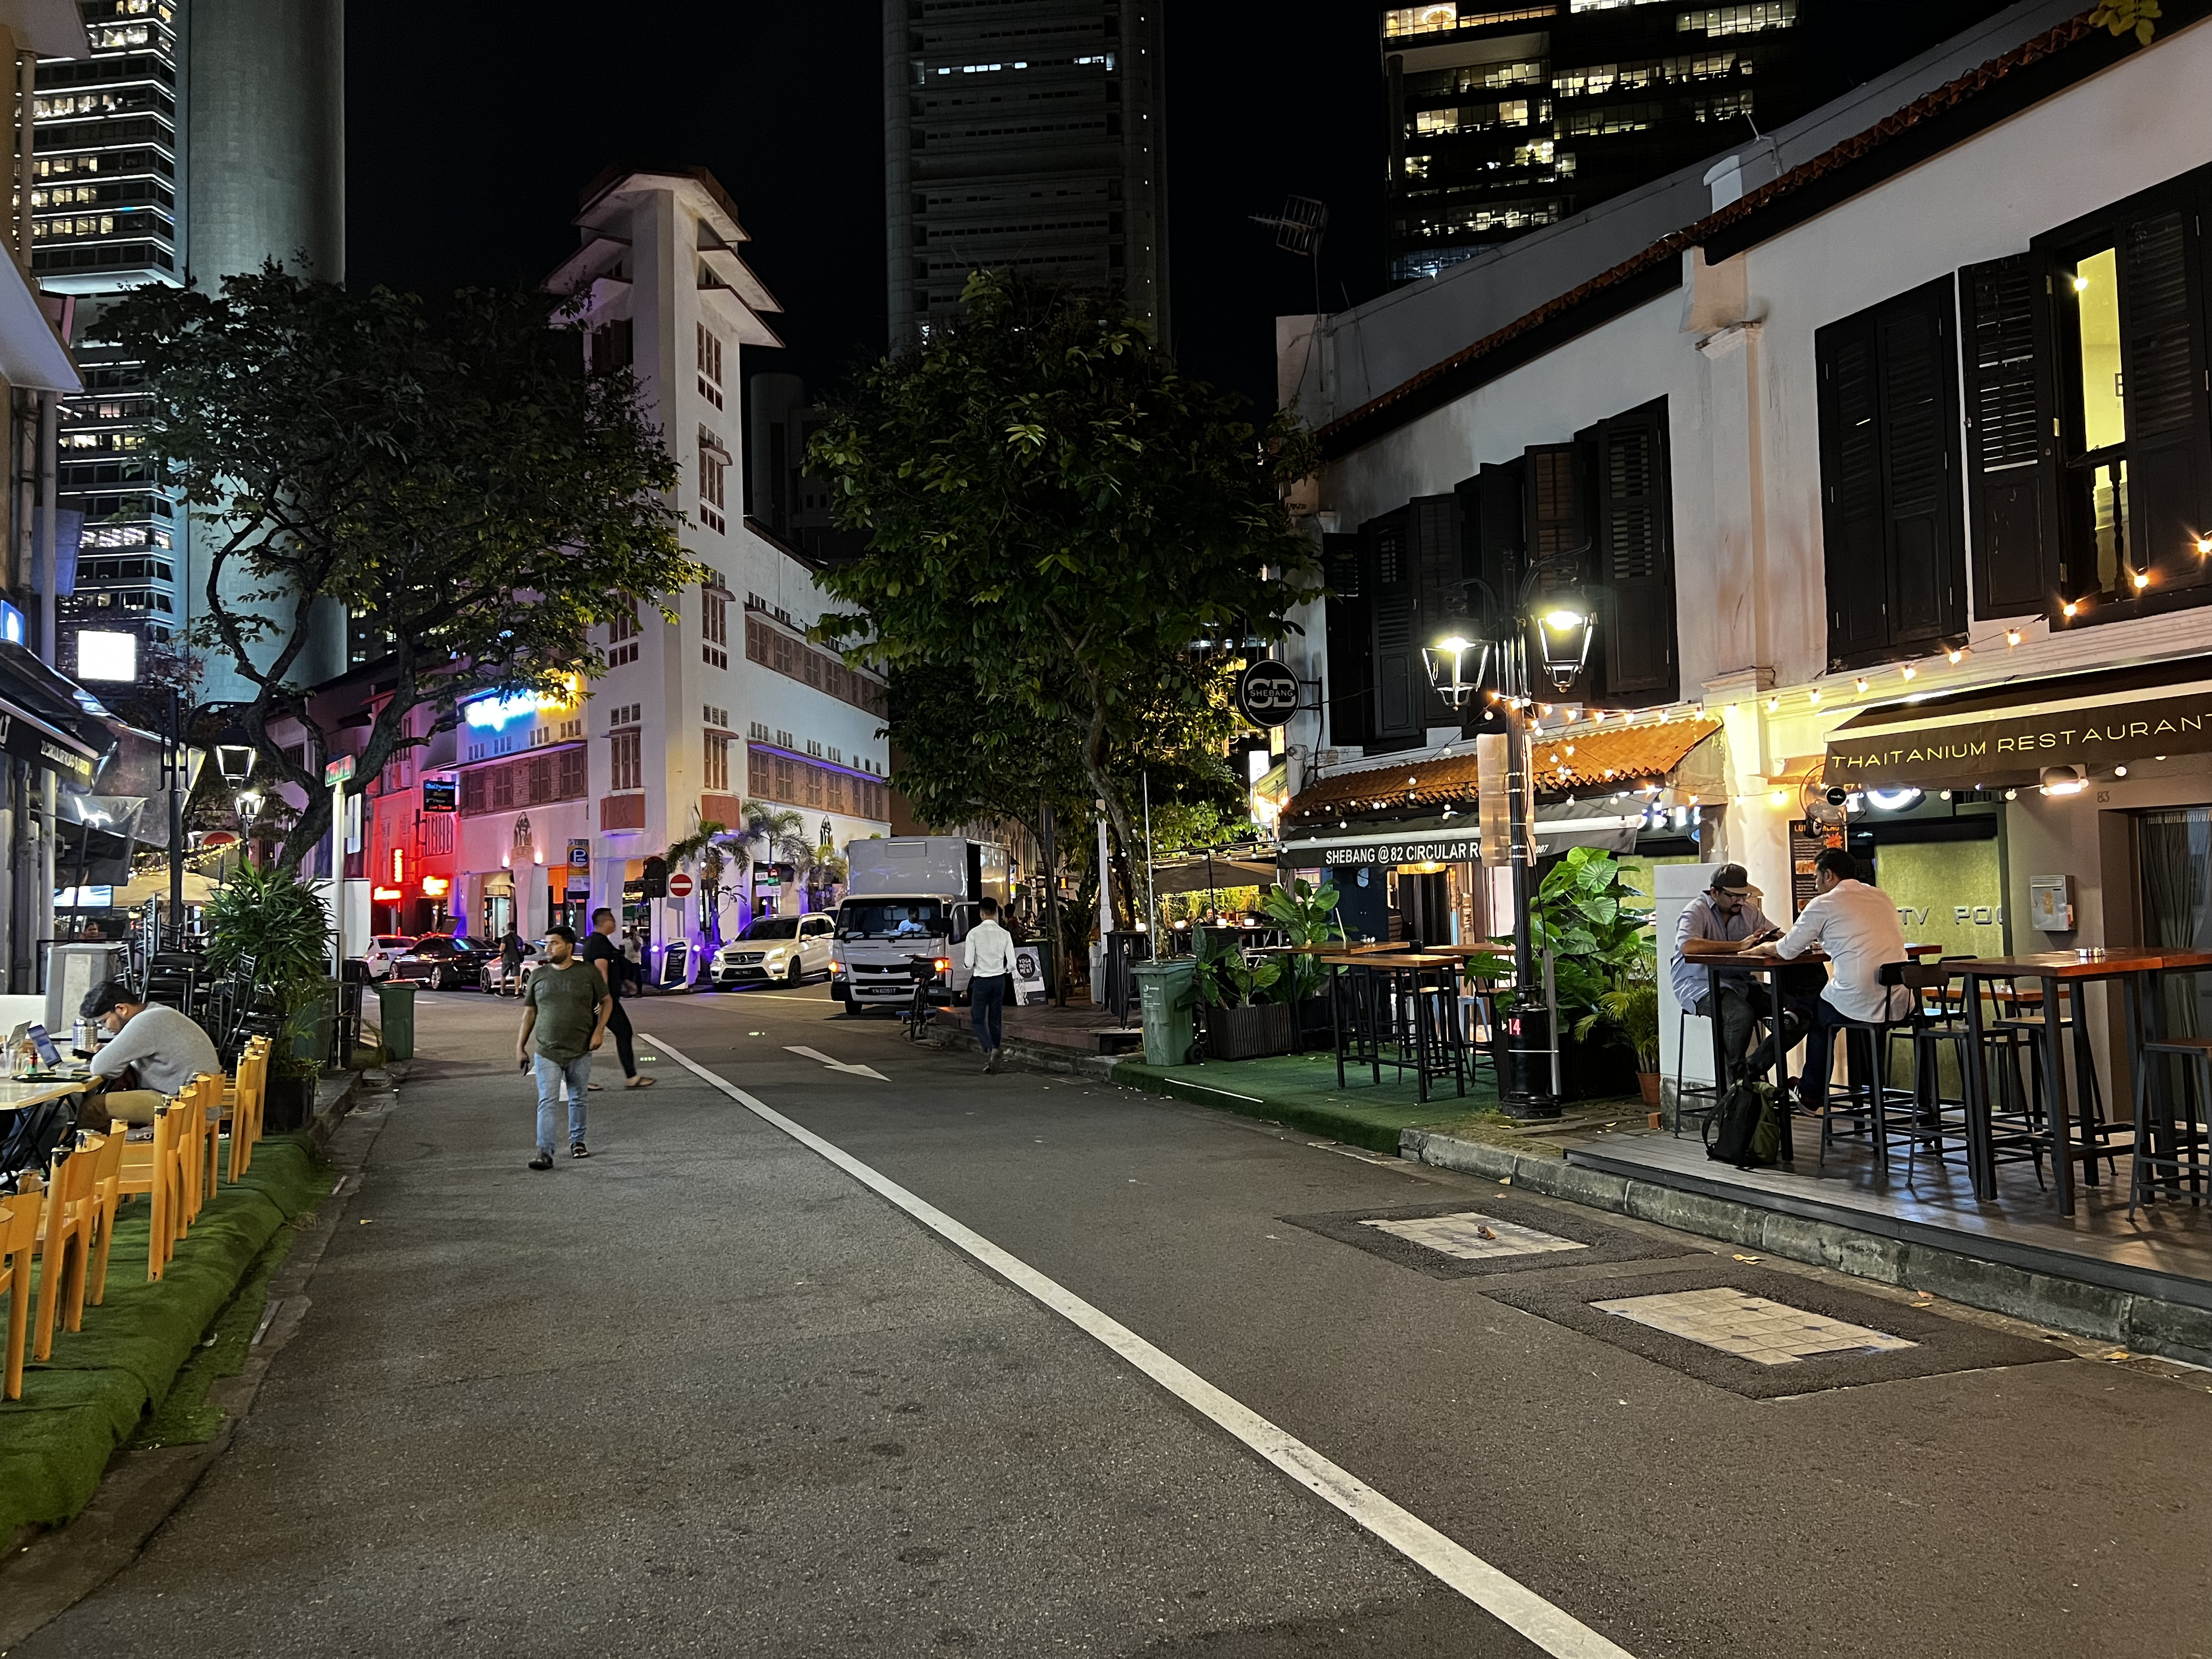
[1148,854,1281,895]
[1824,654,2212,789]
[1281,800,1649,868]
[1282,715,1721,827]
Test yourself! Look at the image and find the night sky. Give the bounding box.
[345,3,1388,420]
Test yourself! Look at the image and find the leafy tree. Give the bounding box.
[807,270,1321,900]
[665,819,739,959]
[107,267,699,876]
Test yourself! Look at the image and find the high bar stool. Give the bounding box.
[2129,1034,2212,1218]
[1989,977,2125,1184]
[1817,964,1940,1173]
[1671,1004,1724,1138]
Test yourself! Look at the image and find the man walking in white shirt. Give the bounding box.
[1745,847,1912,1120]
[963,897,1015,1073]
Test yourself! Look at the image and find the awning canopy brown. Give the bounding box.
[1824,654,2212,789]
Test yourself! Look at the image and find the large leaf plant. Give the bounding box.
[201,857,335,1079]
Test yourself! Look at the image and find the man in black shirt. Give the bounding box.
[583,907,651,1089]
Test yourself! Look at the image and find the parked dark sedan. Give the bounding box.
[391,934,487,991]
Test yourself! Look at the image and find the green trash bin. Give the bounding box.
[1132,958,1197,1068]
[374,980,417,1062]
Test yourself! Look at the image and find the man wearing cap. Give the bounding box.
[1673,863,1785,1083]
[80,978,221,1125]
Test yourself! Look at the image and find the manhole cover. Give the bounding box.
[1591,1286,1916,1366]
[1361,1212,1588,1262]
[1281,1194,1693,1279]
[1481,1261,2067,1397]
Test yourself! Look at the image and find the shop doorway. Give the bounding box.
[2139,807,2212,1037]
[1394,867,1452,946]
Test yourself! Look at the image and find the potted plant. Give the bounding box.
[1499,846,1650,1102]
[1259,878,1345,1047]
[1194,937,1294,1060]
[201,857,337,1129]
[1573,943,1663,1107]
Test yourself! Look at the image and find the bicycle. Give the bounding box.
[901,951,952,1042]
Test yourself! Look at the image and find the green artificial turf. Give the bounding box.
[0,1135,328,1539]
[1114,1050,1504,1153]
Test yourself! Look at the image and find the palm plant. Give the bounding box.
[736,801,812,915]
[665,818,740,957]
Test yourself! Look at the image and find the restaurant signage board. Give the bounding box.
[1233,660,1300,728]
[1282,831,1481,869]
[1827,684,2212,785]
[422,778,457,813]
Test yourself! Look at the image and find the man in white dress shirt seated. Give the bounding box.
[1743,847,1912,1119]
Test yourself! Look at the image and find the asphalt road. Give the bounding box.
[18,983,2210,1658]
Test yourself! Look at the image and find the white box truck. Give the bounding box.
[831,837,1010,1013]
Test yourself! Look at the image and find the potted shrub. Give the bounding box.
[1195,940,1294,1060]
[1259,877,1345,1047]
[1498,846,1651,1103]
[201,858,337,1129]
[1574,946,1663,1107]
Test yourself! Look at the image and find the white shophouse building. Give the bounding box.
[446,166,890,974]
[1280,1,2212,1090]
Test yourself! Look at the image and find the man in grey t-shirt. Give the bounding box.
[81,978,222,1124]
[1671,864,1784,1083]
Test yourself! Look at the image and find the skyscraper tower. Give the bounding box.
[33,0,344,691]
[883,0,1167,349]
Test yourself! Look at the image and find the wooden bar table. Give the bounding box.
[1944,947,2212,1214]
[0,1074,92,1114]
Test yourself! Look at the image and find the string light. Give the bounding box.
[2197,536,2211,556]
[2006,627,2022,648]
[2132,568,2151,590]
[1766,696,1780,712]
[1809,688,1822,706]
[1855,677,1869,693]
[1946,646,1965,665]
[1900,665,1916,681]
[2062,600,2079,617]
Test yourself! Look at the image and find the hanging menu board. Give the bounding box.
[1789,820,1844,916]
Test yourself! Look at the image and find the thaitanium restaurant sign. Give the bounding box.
[1826,683,2212,785]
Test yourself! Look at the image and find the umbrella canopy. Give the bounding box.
[1148,855,1280,897]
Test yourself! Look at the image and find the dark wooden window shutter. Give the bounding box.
[1474,459,1524,631]
[1364,509,1421,749]
[2118,209,2212,589]
[1815,275,1965,669]
[1522,442,1588,593]
[1409,493,1462,727]
[1322,530,1371,751]
[1962,254,2062,615]
[1593,399,1676,700]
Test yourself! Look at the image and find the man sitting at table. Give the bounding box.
[1743,848,1912,1118]
[79,977,220,1125]
[1672,863,1786,1082]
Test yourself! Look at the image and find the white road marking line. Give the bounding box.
[782,1044,890,1081]
[645,1032,1637,1659]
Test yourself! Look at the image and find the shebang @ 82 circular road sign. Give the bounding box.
[1234,660,1300,728]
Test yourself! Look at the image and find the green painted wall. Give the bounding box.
[1875,839,2007,958]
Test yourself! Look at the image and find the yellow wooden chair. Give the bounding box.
[32,1133,103,1360]
[82,1120,128,1307]
[113,1099,184,1280]
[173,1076,218,1232]
[227,1039,270,1182]
[0,1183,43,1401]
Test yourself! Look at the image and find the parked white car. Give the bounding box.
[713,915,835,988]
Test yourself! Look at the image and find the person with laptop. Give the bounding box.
[79,977,221,1125]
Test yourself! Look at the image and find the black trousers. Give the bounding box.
[969,973,1006,1051]
[606,996,637,1078]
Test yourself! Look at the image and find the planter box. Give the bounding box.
[1208,1001,1295,1061]
[1293,994,1333,1051]
[264,1072,317,1133]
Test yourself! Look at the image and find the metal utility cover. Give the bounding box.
[1282,1195,1691,1280]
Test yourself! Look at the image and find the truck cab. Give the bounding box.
[830,837,1007,1014]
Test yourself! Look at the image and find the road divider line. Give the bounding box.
[643,1031,1637,1659]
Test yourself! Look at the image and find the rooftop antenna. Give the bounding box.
[1249,194,1329,316]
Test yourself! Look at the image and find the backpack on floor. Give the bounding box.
[1704,1078,1781,1170]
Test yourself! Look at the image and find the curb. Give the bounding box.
[920,1015,1124,1083]
[1401,1128,2212,1368]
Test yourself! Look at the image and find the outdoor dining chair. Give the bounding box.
[0,1183,41,1400]
[114,1099,185,1281]
[32,1132,103,1360]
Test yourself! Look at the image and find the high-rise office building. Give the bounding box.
[883,0,1167,347]
[1380,1,2015,283]
[33,0,343,691]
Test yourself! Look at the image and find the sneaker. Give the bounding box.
[528,1153,553,1171]
[570,1142,590,1159]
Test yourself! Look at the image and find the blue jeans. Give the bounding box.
[970,973,1006,1052]
[533,1052,592,1154]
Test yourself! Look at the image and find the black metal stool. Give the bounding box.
[2130,1034,2212,1218]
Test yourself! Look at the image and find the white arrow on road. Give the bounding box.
[783,1045,890,1082]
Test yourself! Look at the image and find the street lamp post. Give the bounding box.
[1425,565,1595,1122]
